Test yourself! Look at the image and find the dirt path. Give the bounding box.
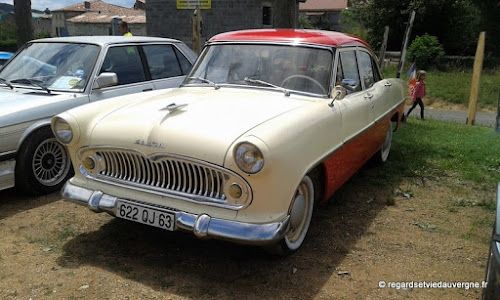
[0,166,492,299]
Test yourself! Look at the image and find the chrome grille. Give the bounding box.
[97,150,226,200]
[78,148,252,209]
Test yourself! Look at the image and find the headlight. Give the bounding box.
[235,142,264,174]
[52,117,73,144]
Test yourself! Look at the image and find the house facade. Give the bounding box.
[299,0,349,31]
[147,0,304,51]
[32,11,52,37]
[52,0,146,37]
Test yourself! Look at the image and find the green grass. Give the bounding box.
[383,64,500,109]
[391,119,500,186]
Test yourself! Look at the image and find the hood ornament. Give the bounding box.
[159,102,188,125]
[160,103,188,112]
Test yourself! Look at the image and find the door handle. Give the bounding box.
[143,88,153,92]
[364,93,373,99]
[384,82,392,87]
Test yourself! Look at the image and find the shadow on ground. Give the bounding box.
[0,188,61,219]
[56,160,403,299]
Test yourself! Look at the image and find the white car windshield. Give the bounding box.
[0,42,100,92]
[185,44,333,96]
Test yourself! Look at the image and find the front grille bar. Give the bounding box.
[96,151,226,201]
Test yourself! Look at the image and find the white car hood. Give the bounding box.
[0,87,76,126]
[89,87,306,165]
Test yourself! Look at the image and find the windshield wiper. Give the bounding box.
[187,76,220,90]
[0,77,13,89]
[244,77,290,96]
[10,78,51,94]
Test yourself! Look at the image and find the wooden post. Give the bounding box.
[467,31,486,126]
[496,92,500,132]
[192,5,202,54]
[397,10,415,78]
[378,26,389,69]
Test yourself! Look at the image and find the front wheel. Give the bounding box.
[374,121,393,164]
[266,175,315,255]
[15,127,74,195]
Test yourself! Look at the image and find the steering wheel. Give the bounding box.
[281,74,327,94]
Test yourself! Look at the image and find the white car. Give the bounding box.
[0,36,196,194]
[54,29,405,254]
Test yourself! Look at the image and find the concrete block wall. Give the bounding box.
[147,0,263,50]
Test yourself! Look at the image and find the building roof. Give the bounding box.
[53,0,145,24]
[53,0,140,14]
[210,29,370,48]
[299,0,348,11]
[67,12,145,24]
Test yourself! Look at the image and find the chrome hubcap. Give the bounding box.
[285,176,314,250]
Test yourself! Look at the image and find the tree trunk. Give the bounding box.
[14,0,33,48]
[274,0,298,28]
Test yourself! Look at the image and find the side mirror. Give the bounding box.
[94,72,118,89]
[341,78,359,92]
[329,85,347,107]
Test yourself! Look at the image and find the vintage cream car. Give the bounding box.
[53,29,405,254]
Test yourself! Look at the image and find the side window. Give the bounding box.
[101,46,146,85]
[143,44,183,80]
[357,51,375,89]
[339,51,361,93]
[174,47,193,74]
[335,55,344,85]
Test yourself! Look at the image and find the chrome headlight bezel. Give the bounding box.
[52,117,73,144]
[234,142,265,174]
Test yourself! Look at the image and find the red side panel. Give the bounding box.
[320,113,393,203]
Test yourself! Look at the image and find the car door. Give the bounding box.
[142,44,193,90]
[356,49,384,122]
[335,49,373,142]
[89,45,154,102]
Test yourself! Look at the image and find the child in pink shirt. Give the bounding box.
[406,70,427,120]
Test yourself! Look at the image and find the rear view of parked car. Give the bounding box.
[0,36,196,195]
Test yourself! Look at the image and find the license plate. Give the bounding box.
[116,200,175,231]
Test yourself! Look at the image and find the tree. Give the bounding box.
[472,0,500,56]
[274,0,299,28]
[343,0,481,56]
[14,0,33,48]
[407,34,445,69]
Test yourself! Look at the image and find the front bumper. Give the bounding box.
[61,181,290,245]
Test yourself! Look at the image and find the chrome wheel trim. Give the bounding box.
[285,175,314,251]
[380,122,393,162]
[32,138,71,186]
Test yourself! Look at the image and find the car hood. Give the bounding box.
[89,87,307,165]
[0,87,76,126]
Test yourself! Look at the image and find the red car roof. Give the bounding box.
[209,29,371,48]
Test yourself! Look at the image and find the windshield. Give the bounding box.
[0,42,100,92]
[184,44,333,96]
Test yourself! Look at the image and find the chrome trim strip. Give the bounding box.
[61,181,288,245]
[306,100,404,175]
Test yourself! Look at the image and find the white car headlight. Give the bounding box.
[235,142,264,174]
[52,117,73,144]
